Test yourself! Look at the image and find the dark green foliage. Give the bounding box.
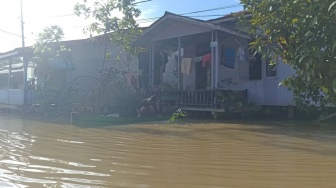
[73,0,144,114]
[240,0,336,110]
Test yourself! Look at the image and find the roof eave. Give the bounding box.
[0,47,33,61]
[134,13,251,47]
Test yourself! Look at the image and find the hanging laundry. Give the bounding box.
[202,53,212,67]
[163,53,169,73]
[223,48,236,68]
[125,74,133,87]
[181,58,192,75]
[237,47,245,62]
[193,56,202,63]
[131,75,138,89]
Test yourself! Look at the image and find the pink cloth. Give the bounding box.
[202,53,212,67]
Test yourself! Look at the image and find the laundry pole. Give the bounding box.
[177,37,181,90]
[150,41,155,89]
[215,30,219,89]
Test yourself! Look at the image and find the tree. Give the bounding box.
[73,0,142,72]
[240,0,336,110]
[73,0,144,113]
[32,25,76,117]
[33,25,71,89]
[33,25,69,65]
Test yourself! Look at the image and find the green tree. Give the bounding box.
[73,0,142,69]
[240,0,336,110]
[33,25,69,66]
[32,25,75,117]
[73,0,144,113]
[33,25,71,89]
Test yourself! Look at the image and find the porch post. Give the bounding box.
[177,37,181,90]
[150,41,155,89]
[8,58,12,104]
[211,31,214,89]
[215,30,219,89]
[23,57,28,105]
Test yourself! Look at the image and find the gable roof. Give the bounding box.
[134,11,250,47]
[0,47,33,61]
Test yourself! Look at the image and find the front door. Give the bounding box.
[195,43,211,90]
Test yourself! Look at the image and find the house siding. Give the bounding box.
[217,35,295,106]
[262,60,295,106]
[151,22,212,42]
[65,41,140,90]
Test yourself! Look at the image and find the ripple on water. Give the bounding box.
[0,117,336,187]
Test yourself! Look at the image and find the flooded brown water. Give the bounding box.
[0,115,336,188]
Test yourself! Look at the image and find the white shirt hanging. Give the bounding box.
[237,47,245,62]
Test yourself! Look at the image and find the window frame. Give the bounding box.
[265,59,277,78]
[220,46,236,69]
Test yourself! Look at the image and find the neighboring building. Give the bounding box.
[134,11,296,114]
[0,36,140,107]
[0,47,33,106]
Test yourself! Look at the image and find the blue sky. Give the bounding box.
[138,0,243,23]
[0,0,243,52]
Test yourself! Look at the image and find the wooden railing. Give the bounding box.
[152,90,178,105]
[178,89,248,109]
[178,90,217,107]
[153,88,248,110]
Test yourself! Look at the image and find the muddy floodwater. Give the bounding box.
[0,115,336,188]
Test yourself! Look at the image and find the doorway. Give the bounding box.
[195,43,211,90]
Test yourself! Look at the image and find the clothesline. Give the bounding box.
[180,53,212,75]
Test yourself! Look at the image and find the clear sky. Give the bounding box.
[0,0,243,53]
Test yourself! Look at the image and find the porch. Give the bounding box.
[0,47,33,107]
[153,88,248,112]
[178,89,248,112]
[135,12,251,113]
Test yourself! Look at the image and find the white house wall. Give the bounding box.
[263,60,296,106]
[217,35,295,106]
[65,41,139,89]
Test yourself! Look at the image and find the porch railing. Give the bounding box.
[178,90,217,107]
[178,89,248,109]
[152,88,248,110]
[0,89,24,105]
[152,90,178,105]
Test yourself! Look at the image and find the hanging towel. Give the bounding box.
[237,47,245,62]
[187,58,193,74]
[181,58,192,74]
[131,75,138,89]
[193,56,203,63]
[125,74,132,87]
[202,53,212,67]
[163,53,169,73]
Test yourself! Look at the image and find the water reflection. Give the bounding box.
[0,115,335,187]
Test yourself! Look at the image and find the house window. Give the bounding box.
[266,59,277,77]
[220,46,235,69]
[249,52,262,80]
